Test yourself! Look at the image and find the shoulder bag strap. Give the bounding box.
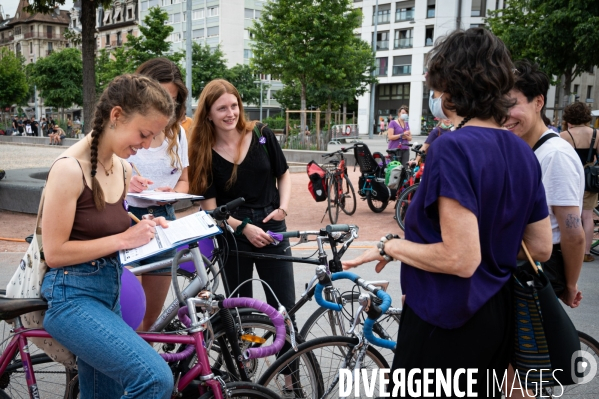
[588,129,597,164]
[532,133,559,152]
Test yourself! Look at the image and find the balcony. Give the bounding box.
[393,65,412,76]
[0,36,14,44]
[394,37,413,49]
[376,40,389,51]
[396,9,414,22]
[23,32,64,40]
[373,14,390,25]
[111,40,123,47]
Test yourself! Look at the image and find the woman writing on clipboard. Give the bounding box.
[126,58,190,330]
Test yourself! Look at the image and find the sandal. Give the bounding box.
[584,253,595,262]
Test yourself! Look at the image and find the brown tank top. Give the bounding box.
[68,158,130,243]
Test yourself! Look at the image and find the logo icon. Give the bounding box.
[571,349,598,385]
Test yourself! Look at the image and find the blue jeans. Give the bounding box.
[128,204,177,274]
[41,257,173,399]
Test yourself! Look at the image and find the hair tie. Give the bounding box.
[91,170,97,178]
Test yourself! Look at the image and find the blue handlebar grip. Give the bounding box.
[376,290,392,313]
[314,284,343,311]
[331,271,359,282]
[363,318,397,350]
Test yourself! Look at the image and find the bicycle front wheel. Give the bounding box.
[366,193,388,213]
[395,183,418,231]
[327,176,340,224]
[340,176,357,216]
[258,336,388,399]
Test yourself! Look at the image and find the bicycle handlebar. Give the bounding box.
[221,297,286,359]
[208,197,245,221]
[325,224,350,233]
[322,145,356,158]
[314,271,396,350]
[273,225,354,240]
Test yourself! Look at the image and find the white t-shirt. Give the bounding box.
[534,130,585,244]
[127,126,189,208]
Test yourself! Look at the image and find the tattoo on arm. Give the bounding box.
[565,214,581,229]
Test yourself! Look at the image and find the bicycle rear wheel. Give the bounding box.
[366,193,388,213]
[258,336,388,399]
[395,183,418,231]
[340,176,357,216]
[327,177,340,224]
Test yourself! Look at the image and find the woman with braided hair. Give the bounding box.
[40,74,175,398]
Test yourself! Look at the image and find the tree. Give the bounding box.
[29,48,83,120]
[226,64,262,106]
[250,0,373,134]
[190,43,228,98]
[95,47,134,93]
[0,48,29,113]
[26,0,113,134]
[488,0,599,103]
[125,6,183,69]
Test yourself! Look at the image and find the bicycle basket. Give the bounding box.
[306,161,327,202]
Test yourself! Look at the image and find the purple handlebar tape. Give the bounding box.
[222,297,286,359]
[159,306,195,362]
[267,231,283,245]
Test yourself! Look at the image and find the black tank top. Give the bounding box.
[566,130,597,165]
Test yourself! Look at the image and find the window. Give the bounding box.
[394,28,413,48]
[393,55,412,75]
[127,8,133,20]
[244,29,255,40]
[141,1,149,11]
[470,24,483,28]
[588,65,595,74]
[269,90,278,100]
[207,26,219,37]
[373,4,391,24]
[16,43,21,56]
[165,13,174,24]
[425,26,434,46]
[244,49,253,59]
[573,84,579,95]
[207,6,219,17]
[193,28,204,40]
[15,27,21,35]
[116,32,122,46]
[115,8,121,22]
[374,31,389,50]
[149,0,159,7]
[375,57,388,76]
[174,13,181,23]
[378,83,410,100]
[172,32,181,42]
[427,0,435,18]
[395,1,414,21]
[471,0,486,17]
[587,86,593,100]
[29,42,33,54]
[245,9,260,19]
[161,0,170,6]
[103,10,111,24]
[193,9,204,20]
[48,42,53,52]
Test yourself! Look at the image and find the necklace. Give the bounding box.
[98,155,115,176]
[455,116,473,130]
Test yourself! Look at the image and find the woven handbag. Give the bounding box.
[5,189,77,369]
[513,242,579,387]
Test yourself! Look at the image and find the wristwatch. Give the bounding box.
[377,234,400,262]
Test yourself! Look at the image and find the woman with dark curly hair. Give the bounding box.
[343,28,552,396]
[561,102,598,262]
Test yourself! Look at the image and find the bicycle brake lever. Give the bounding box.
[301,274,319,298]
[283,233,311,252]
[347,304,364,336]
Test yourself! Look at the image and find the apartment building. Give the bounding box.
[139,0,283,119]
[96,0,140,51]
[0,0,70,65]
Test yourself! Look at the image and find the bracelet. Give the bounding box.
[235,217,253,236]
[278,208,288,217]
[377,234,400,262]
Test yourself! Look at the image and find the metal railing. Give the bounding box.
[23,32,64,40]
[394,37,413,49]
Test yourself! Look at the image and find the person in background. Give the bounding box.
[67,117,73,137]
[379,116,385,135]
[17,117,24,135]
[180,115,193,143]
[409,118,453,166]
[387,105,412,165]
[127,57,191,331]
[40,74,174,398]
[505,59,584,307]
[560,101,599,262]
[343,28,552,396]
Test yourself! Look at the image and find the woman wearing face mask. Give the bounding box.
[409,118,453,166]
[342,28,552,396]
[387,105,412,165]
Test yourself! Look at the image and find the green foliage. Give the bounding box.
[226,64,262,106]
[64,28,82,47]
[488,0,599,94]
[0,48,29,108]
[190,42,228,98]
[95,47,135,93]
[125,7,183,69]
[250,0,375,127]
[263,115,287,130]
[29,48,83,109]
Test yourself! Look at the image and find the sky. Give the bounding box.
[2,0,74,18]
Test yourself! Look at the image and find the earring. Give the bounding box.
[110,123,115,129]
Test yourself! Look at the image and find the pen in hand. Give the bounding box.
[130,162,143,178]
[128,212,141,224]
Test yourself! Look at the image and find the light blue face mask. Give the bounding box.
[400,114,409,121]
[429,91,448,119]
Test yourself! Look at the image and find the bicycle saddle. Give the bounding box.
[386,149,401,155]
[0,297,48,321]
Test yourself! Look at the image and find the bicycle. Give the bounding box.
[258,271,399,399]
[589,204,599,256]
[321,147,357,224]
[0,229,288,399]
